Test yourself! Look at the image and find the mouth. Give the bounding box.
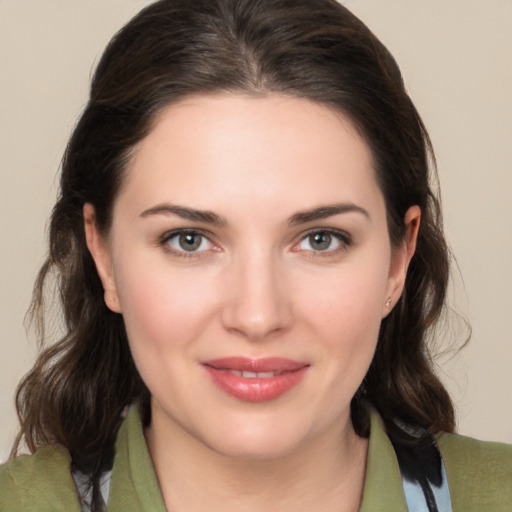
[201,357,310,402]
[220,369,286,378]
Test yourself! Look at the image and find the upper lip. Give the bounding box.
[202,357,309,372]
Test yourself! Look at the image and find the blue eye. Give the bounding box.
[164,231,212,253]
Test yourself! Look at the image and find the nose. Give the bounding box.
[220,251,293,342]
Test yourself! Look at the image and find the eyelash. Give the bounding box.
[159,229,216,258]
[294,228,352,256]
[158,228,352,258]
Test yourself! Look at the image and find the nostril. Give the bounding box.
[220,293,293,341]
[219,255,294,341]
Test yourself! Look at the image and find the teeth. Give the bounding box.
[226,370,281,378]
[251,371,278,378]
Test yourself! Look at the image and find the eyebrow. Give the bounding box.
[288,203,370,225]
[140,201,369,227]
[140,203,228,227]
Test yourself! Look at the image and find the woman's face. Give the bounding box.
[86,94,417,458]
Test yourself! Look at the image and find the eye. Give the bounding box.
[162,230,213,253]
[295,229,350,253]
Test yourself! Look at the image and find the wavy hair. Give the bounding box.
[13,0,455,509]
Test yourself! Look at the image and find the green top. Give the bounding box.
[1,407,511,511]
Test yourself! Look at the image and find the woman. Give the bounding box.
[1,0,510,511]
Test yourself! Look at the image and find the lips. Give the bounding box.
[201,357,310,402]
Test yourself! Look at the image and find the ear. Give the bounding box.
[83,203,122,313]
[382,205,421,317]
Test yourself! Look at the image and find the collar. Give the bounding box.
[107,406,408,511]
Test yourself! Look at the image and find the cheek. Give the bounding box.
[311,291,384,414]
[303,257,390,331]
[298,251,391,375]
[113,258,221,358]
[113,262,226,408]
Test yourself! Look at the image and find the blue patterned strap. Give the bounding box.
[72,469,112,512]
[389,421,453,512]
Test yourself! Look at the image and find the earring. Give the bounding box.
[385,298,392,309]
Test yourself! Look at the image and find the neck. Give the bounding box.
[145,411,368,512]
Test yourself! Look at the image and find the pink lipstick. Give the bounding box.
[202,357,309,402]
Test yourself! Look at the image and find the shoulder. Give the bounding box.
[0,445,81,512]
[437,432,512,510]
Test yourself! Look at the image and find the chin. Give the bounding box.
[194,410,326,461]
[206,431,307,461]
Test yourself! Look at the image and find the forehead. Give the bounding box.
[118,93,383,219]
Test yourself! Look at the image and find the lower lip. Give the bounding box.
[202,365,309,402]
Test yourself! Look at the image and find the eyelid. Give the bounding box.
[157,227,351,258]
[292,227,352,253]
[158,228,218,256]
[305,227,351,243]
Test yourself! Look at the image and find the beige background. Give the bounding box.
[1,0,511,461]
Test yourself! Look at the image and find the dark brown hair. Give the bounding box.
[14,0,455,508]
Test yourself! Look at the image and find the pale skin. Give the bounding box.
[85,94,420,512]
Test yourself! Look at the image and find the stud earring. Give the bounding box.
[385,298,392,309]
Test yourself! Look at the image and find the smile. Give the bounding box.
[201,357,310,402]
[225,370,284,378]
